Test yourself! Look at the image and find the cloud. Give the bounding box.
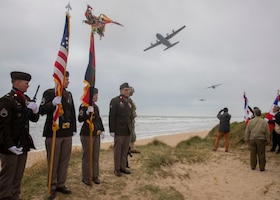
[1,0,280,118]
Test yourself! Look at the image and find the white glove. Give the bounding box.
[101,132,105,139]
[27,102,39,114]
[8,146,23,155]
[110,132,115,137]
[86,106,94,115]
[52,96,62,106]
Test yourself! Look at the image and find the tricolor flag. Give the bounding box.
[81,32,96,107]
[244,92,250,125]
[53,13,70,131]
[265,91,280,132]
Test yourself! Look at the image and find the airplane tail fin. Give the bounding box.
[164,41,179,51]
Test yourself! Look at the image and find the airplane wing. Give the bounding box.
[165,25,186,40]
[143,40,161,51]
[205,83,222,89]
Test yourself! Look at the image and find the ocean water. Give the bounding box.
[29,115,243,150]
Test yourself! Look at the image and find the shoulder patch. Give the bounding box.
[40,97,46,105]
[0,108,8,117]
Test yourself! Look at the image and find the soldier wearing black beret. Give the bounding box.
[0,71,39,200]
[109,82,133,177]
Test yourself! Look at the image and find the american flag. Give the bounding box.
[243,92,250,125]
[265,91,280,132]
[52,13,70,131]
[81,31,96,107]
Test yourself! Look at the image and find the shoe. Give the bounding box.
[260,169,265,171]
[82,179,91,186]
[225,150,229,152]
[48,190,56,200]
[212,148,216,152]
[251,168,256,170]
[120,168,131,174]
[114,170,122,177]
[56,186,72,194]
[131,149,141,153]
[276,151,280,154]
[93,177,100,184]
[268,149,275,152]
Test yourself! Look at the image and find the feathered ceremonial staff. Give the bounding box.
[83,4,123,39]
[48,3,71,194]
[81,3,123,186]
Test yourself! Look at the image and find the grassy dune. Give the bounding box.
[21,120,275,200]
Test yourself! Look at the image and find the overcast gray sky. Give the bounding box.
[1,0,280,117]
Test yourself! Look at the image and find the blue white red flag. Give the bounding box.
[243,92,250,125]
[53,13,70,131]
[265,92,280,132]
[81,32,96,107]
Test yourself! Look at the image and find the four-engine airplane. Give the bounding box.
[143,25,186,51]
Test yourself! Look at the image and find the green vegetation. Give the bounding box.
[20,120,260,199]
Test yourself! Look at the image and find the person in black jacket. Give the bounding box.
[78,88,105,185]
[39,71,76,200]
[0,71,39,200]
[109,82,133,177]
[213,107,231,152]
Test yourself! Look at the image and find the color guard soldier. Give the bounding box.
[0,71,39,200]
[39,71,76,200]
[78,88,105,186]
[109,82,133,177]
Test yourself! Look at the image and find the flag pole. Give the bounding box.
[48,5,71,194]
[89,33,95,186]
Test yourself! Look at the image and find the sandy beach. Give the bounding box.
[26,130,208,168]
[25,130,280,199]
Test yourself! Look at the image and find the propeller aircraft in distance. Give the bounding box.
[143,25,186,51]
[198,98,206,102]
[205,83,222,89]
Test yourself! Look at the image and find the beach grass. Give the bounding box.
[20,120,261,199]
[20,135,219,200]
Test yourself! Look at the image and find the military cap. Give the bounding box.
[120,82,130,90]
[93,88,98,94]
[10,71,31,81]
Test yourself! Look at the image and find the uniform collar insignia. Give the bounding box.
[0,108,8,117]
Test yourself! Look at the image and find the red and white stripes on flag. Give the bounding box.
[52,13,70,131]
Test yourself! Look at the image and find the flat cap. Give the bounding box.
[120,82,129,90]
[10,71,31,81]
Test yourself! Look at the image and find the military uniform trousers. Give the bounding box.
[80,135,100,180]
[45,137,72,191]
[114,135,131,171]
[249,139,266,170]
[0,152,28,200]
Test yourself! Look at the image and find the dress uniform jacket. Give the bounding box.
[0,89,39,154]
[78,104,105,136]
[39,88,76,137]
[109,95,133,135]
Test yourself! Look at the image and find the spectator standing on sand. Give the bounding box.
[213,107,231,152]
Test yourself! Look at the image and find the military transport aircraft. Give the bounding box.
[143,25,186,51]
[205,83,222,89]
